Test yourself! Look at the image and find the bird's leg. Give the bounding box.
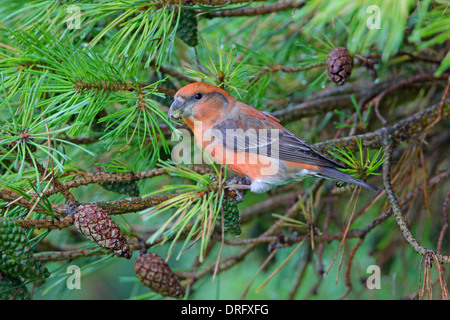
[227,175,252,186]
[225,176,252,203]
[232,184,251,190]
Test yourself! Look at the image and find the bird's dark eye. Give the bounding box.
[194,93,203,100]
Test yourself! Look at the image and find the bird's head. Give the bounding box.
[168,82,232,124]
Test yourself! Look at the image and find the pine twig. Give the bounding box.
[273,82,393,122]
[367,73,449,126]
[381,132,450,264]
[339,237,364,300]
[73,79,176,98]
[437,190,450,255]
[40,166,211,197]
[35,237,145,263]
[61,136,101,145]
[424,82,450,132]
[17,216,75,230]
[152,62,197,84]
[287,247,311,300]
[164,0,267,5]
[201,0,305,18]
[51,194,180,216]
[367,51,442,65]
[313,99,450,153]
[156,85,176,97]
[262,61,326,73]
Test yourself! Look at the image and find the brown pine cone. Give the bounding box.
[326,47,354,86]
[74,204,132,259]
[133,252,185,299]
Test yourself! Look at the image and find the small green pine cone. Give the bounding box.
[133,252,185,299]
[0,219,50,281]
[100,180,140,197]
[177,8,198,47]
[0,252,50,280]
[0,218,30,258]
[0,272,31,300]
[220,198,241,236]
[0,218,50,280]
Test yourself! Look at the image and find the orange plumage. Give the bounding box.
[168,82,378,193]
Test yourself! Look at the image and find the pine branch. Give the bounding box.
[368,74,449,126]
[1,166,215,216]
[40,166,212,197]
[151,62,198,84]
[17,216,75,230]
[146,0,269,8]
[261,61,326,73]
[313,99,450,153]
[73,80,176,97]
[382,133,450,264]
[1,0,449,299]
[201,0,305,18]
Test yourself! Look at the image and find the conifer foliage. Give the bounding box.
[0,0,449,300]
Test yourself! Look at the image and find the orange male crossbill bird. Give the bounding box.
[168,82,378,194]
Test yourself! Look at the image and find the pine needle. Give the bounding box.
[256,239,306,294]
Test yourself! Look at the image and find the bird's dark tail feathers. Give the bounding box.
[318,166,380,192]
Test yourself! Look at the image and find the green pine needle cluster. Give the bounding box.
[142,161,226,262]
[329,138,386,182]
